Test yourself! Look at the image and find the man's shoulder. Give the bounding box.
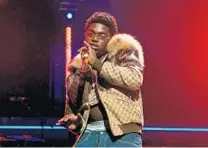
[106,33,144,68]
[107,33,142,53]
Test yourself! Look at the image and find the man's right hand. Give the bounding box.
[68,55,83,72]
[68,46,89,73]
[56,113,82,130]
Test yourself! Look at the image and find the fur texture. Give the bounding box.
[69,33,144,70]
[106,33,144,68]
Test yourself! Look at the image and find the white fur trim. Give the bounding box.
[106,33,145,68]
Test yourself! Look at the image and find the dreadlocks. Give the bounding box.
[85,12,118,35]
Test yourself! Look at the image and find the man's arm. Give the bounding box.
[61,73,84,134]
[65,71,86,113]
[65,74,77,115]
[92,49,144,91]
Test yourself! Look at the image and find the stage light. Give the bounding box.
[65,26,72,114]
[66,12,73,19]
[65,27,72,84]
[1,126,208,132]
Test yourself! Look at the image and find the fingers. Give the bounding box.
[68,124,76,130]
[83,41,94,54]
[78,46,89,60]
[56,117,65,125]
[81,41,95,55]
[69,114,79,121]
[56,114,82,132]
[56,114,80,125]
[78,46,88,53]
[68,56,82,70]
[83,41,90,48]
[68,113,82,130]
[56,114,74,125]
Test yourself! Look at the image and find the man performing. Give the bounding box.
[56,11,145,147]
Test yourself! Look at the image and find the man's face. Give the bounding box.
[85,23,112,56]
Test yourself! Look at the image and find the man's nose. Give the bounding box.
[92,34,99,42]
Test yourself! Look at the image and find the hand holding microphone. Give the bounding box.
[68,41,97,73]
[68,42,90,72]
[78,41,97,65]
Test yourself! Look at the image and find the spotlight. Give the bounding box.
[66,12,73,19]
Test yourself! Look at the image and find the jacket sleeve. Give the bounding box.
[92,48,144,91]
[64,73,85,134]
[64,97,73,115]
[64,74,76,115]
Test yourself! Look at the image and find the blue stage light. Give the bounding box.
[66,12,73,19]
[1,126,208,132]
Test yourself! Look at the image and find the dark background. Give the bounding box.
[0,0,60,116]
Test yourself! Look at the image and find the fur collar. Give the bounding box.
[106,33,145,68]
[69,34,144,69]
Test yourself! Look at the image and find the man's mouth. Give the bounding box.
[90,44,99,50]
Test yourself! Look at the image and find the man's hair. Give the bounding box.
[85,12,118,35]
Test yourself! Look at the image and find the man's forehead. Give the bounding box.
[88,23,110,34]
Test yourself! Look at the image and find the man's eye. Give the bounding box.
[88,32,94,36]
[99,35,106,40]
